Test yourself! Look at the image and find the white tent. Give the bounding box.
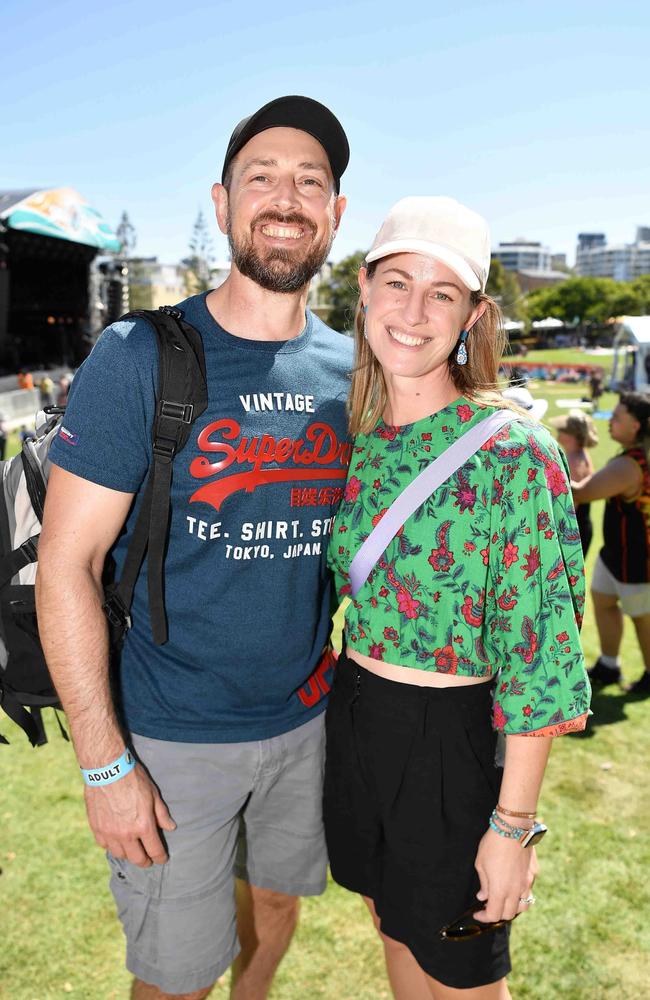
[610,316,650,392]
[531,317,564,330]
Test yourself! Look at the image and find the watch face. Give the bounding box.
[521,822,548,848]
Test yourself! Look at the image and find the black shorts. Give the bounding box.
[324,651,511,990]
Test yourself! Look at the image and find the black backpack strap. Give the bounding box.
[0,535,39,589]
[20,444,47,523]
[0,687,47,747]
[105,306,207,645]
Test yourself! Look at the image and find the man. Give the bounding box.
[36,96,351,1000]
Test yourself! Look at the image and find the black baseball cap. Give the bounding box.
[221,95,350,193]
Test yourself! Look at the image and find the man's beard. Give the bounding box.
[227,210,335,293]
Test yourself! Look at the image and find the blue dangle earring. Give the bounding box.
[456,329,468,366]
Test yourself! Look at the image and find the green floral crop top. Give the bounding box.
[328,398,591,737]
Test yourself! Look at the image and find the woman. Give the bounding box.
[548,409,598,556]
[325,197,590,999]
[572,392,650,696]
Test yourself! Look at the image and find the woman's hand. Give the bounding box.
[473,826,538,922]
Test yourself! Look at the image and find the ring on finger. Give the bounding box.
[519,894,536,905]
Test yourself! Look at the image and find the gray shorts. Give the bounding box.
[592,554,650,617]
[107,713,327,995]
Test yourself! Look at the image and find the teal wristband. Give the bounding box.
[489,810,527,840]
[81,749,135,787]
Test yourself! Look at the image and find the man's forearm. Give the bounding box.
[36,563,125,767]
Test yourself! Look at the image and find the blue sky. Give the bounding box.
[3,0,649,268]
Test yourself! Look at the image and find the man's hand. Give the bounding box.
[473,828,538,922]
[84,764,176,867]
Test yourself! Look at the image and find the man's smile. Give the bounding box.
[260,224,305,240]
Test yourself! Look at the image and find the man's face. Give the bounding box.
[213,127,346,293]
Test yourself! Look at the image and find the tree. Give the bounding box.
[606,286,644,319]
[630,275,650,313]
[317,251,366,333]
[114,211,148,309]
[524,277,621,325]
[485,260,525,321]
[115,210,137,258]
[184,210,215,293]
[485,259,507,299]
[522,276,650,346]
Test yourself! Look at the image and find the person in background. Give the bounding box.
[589,371,604,407]
[17,369,34,390]
[39,374,55,407]
[572,391,650,696]
[325,196,590,1000]
[549,410,598,556]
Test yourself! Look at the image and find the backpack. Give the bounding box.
[0,306,207,746]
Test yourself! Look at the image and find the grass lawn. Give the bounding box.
[1,372,650,999]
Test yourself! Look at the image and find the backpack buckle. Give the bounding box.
[158,305,183,320]
[103,593,132,632]
[160,400,194,424]
[20,537,39,562]
[152,438,177,461]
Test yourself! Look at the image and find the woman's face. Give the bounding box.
[358,253,485,388]
[609,403,641,446]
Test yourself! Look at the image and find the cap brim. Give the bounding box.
[365,239,482,291]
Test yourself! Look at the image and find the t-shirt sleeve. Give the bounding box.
[48,319,157,493]
[484,425,591,736]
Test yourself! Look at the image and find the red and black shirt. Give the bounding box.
[601,446,650,583]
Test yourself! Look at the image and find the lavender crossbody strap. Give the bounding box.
[348,410,521,598]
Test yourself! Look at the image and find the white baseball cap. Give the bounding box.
[502,385,549,421]
[365,196,491,292]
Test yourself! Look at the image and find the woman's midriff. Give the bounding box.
[347,649,495,688]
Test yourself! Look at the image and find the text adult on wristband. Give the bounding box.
[80,749,136,786]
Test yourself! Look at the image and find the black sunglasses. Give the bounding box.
[439,902,518,941]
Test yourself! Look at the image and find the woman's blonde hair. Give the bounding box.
[348,260,508,435]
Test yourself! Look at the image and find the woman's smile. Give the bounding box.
[387,326,430,348]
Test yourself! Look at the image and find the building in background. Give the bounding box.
[493,239,552,273]
[307,261,333,322]
[127,257,187,310]
[493,238,568,293]
[575,228,650,280]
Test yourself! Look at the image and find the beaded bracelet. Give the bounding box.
[493,812,527,833]
[489,809,529,840]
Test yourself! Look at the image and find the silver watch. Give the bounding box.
[519,821,548,848]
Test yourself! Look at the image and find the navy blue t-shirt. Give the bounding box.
[50,293,353,742]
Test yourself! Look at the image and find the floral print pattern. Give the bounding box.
[328,398,591,736]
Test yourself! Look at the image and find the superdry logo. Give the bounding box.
[189,419,352,512]
[59,426,79,446]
